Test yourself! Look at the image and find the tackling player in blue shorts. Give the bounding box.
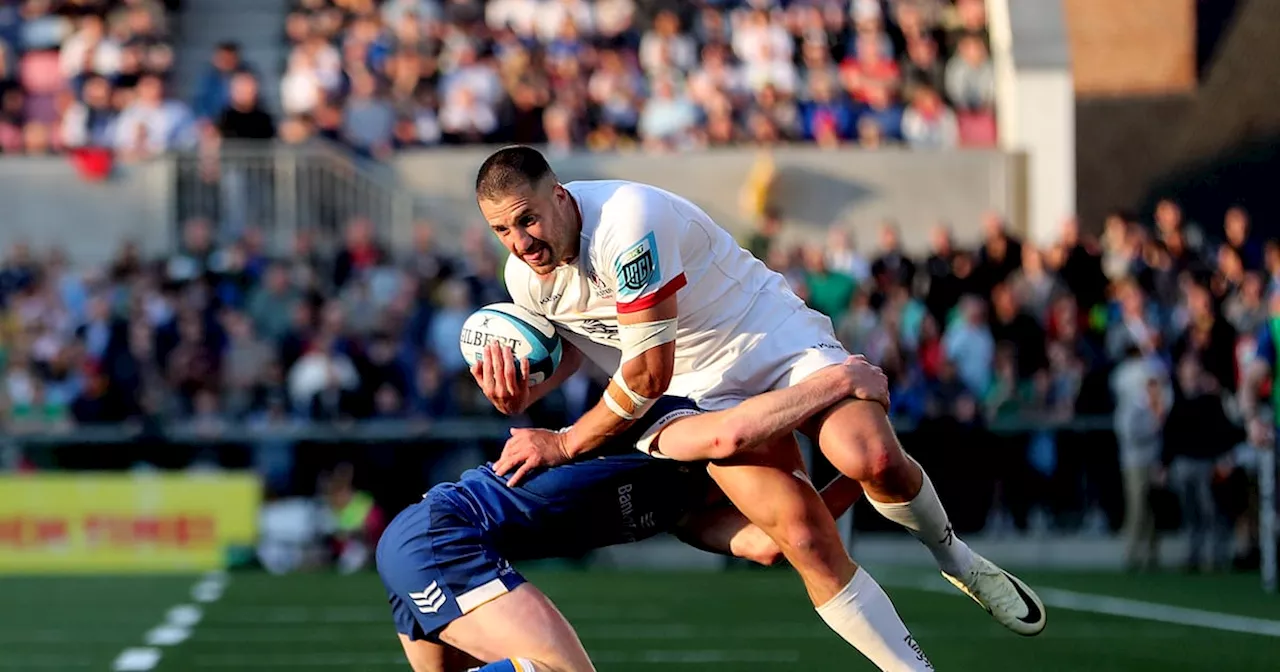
[377,356,904,672]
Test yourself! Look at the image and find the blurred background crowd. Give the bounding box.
[2,196,1276,570]
[0,0,996,157]
[0,0,1271,576]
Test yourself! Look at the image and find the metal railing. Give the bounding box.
[173,140,414,249]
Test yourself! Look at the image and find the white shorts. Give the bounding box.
[669,306,850,412]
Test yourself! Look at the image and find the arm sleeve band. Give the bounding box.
[618,317,678,364]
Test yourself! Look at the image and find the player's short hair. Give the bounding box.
[475,146,556,201]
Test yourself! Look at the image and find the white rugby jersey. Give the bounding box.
[504,180,807,398]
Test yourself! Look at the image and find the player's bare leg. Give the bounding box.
[806,397,1047,636]
[437,583,595,672]
[397,636,485,672]
[704,440,934,671]
[707,451,855,603]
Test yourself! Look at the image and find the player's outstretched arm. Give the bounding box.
[648,356,888,462]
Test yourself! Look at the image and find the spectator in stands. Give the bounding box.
[870,221,916,291]
[976,212,1023,293]
[1112,344,1171,571]
[21,1,70,53]
[839,29,899,103]
[113,74,195,159]
[1214,245,1247,301]
[944,295,995,395]
[280,49,321,117]
[802,244,856,321]
[638,76,697,151]
[332,216,388,290]
[1162,355,1241,573]
[1225,271,1268,335]
[859,82,904,142]
[439,41,502,110]
[1153,198,1207,259]
[588,48,643,135]
[342,72,395,158]
[427,278,471,379]
[825,227,870,284]
[289,332,360,421]
[1106,279,1164,361]
[1223,206,1263,271]
[60,73,116,147]
[901,35,945,100]
[945,35,995,111]
[165,217,217,285]
[165,311,221,415]
[60,14,121,84]
[1172,280,1238,393]
[221,309,275,418]
[837,288,878,357]
[902,84,957,148]
[638,10,694,78]
[1009,245,1064,323]
[1055,217,1108,310]
[194,42,242,121]
[439,85,498,145]
[990,281,1048,379]
[799,72,854,142]
[922,246,962,331]
[752,83,801,141]
[1221,416,1272,569]
[216,71,274,140]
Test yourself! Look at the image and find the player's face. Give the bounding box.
[480,179,578,275]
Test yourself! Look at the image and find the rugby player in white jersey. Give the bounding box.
[471,147,1045,662]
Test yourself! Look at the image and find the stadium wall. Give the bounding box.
[0,158,174,264]
[395,147,1024,255]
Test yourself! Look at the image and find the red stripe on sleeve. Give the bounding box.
[616,273,687,314]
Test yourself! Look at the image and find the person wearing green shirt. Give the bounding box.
[803,245,857,321]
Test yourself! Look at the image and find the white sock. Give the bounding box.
[816,568,934,672]
[867,463,975,577]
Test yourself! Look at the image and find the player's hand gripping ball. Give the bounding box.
[462,303,563,415]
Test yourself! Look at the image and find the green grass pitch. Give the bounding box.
[1,567,1276,671]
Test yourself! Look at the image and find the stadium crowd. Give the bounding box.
[0,0,185,156]
[0,199,1273,569]
[271,0,997,153]
[0,0,997,156]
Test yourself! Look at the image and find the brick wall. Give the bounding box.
[1064,0,1196,97]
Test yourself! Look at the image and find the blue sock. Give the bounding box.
[473,659,537,672]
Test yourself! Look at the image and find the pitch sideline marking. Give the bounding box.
[900,576,1280,638]
[111,571,229,671]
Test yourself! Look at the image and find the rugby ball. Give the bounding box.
[459,303,563,385]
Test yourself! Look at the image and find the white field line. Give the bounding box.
[110,571,229,671]
[896,575,1280,638]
